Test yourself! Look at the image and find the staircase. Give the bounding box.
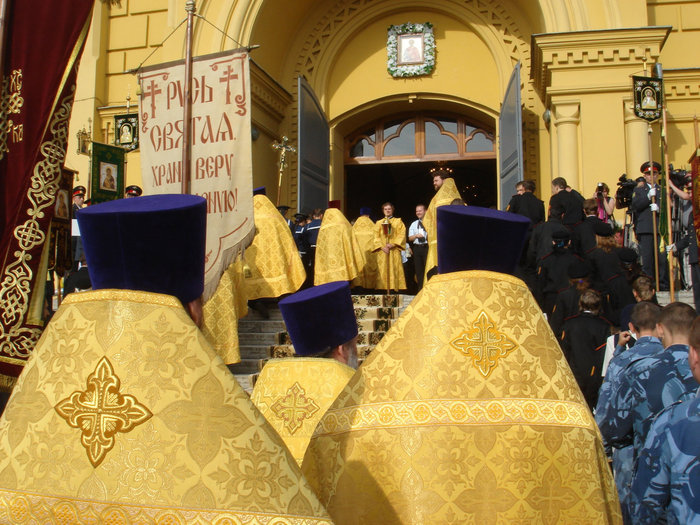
[229,294,414,393]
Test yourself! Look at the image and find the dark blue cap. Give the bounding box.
[279,281,358,356]
[253,186,266,195]
[77,194,207,304]
[360,207,372,216]
[437,205,530,275]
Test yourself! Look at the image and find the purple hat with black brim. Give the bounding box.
[437,205,530,275]
[77,194,206,305]
[279,281,358,356]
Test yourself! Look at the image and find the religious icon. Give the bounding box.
[100,163,117,192]
[54,190,69,220]
[641,87,657,109]
[76,129,90,156]
[119,123,133,144]
[397,34,424,65]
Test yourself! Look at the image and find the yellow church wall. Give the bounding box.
[65,0,700,214]
[325,12,501,124]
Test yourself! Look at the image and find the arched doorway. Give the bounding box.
[344,113,497,221]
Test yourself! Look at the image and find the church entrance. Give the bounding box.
[343,113,497,225]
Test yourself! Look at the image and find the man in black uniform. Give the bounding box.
[630,161,666,289]
[506,179,545,225]
[549,177,584,230]
[70,186,86,272]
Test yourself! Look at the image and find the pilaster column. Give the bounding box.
[623,99,650,178]
[553,102,580,181]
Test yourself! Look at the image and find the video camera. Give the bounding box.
[615,174,641,209]
[668,164,691,190]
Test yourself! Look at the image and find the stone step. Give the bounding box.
[238,345,273,359]
[357,318,392,332]
[354,306,401,320]
[228,359,265,375]
[238,319,286,333]
[269,344,376,359]
[233,374,256,394]
[352,294,401,307]
[238,331,283,346]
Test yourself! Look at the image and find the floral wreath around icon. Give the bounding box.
[387,22,435,78]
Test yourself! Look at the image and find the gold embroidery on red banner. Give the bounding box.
[55,357,152,467]
[450,310,517,377]
[271,382,320,435]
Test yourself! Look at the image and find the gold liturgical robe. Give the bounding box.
[314,208,365,286]
[0,290,332,524]
[423,178,461,280]
[351,216,378,289]
[251,358,355,465]
[201,256,248,364]
[245,194,306,299]
[303,271,621,524]
[373,217,406,291]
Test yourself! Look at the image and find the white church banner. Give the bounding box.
[138,48,254,300]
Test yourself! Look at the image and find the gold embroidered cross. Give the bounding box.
[271,382,319,435]
[450,311,517,378]
[55,357,152,467]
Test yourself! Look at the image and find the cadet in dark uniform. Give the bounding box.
[302,208,323,285]
[549,259,593,341]
[560,289,612,409]
[573,198,613,256]
[537,229,582,316]
[124,185,142,198]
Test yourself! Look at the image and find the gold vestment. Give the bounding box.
[302,271,621,524]
[251,358,355,465]
[201,256,248,364]
[423,178,461,280]
[314,209,365,286]
[0,290,332,524]
[351,216,378,289]
[244,194,306,299]
[373,217,406,291]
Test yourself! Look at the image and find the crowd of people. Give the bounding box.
[35,164,699,523]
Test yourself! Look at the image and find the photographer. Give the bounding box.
[666,172,699,310]
[593,182,616,227]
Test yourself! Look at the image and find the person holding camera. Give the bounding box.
[593,182,616,227]
[631,161,667,289]
[666,175,699,311]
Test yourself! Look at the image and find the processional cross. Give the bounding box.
[272,136,296,206]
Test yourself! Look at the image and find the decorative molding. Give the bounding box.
[287,0,540,186]
[250,60,292,123]
[662,68,700,100]
[531,26,672,96]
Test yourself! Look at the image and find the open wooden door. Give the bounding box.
[297,76,329,213]
[498,62,523,211]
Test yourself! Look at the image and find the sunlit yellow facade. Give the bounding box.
[66,0,700,210]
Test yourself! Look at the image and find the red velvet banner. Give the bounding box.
[0,0,93,386]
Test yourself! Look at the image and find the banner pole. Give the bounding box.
[181,0,196,195]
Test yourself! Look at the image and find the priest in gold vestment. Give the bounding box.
[313,208,365,286]
[201,256,248,364]
[0,195,333,524]
[351,207,378,289]
[373,202,406,292]
[244,193,306,300]
[251,281,358,465]
[423,168,462,281]
[302,205,621,524]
